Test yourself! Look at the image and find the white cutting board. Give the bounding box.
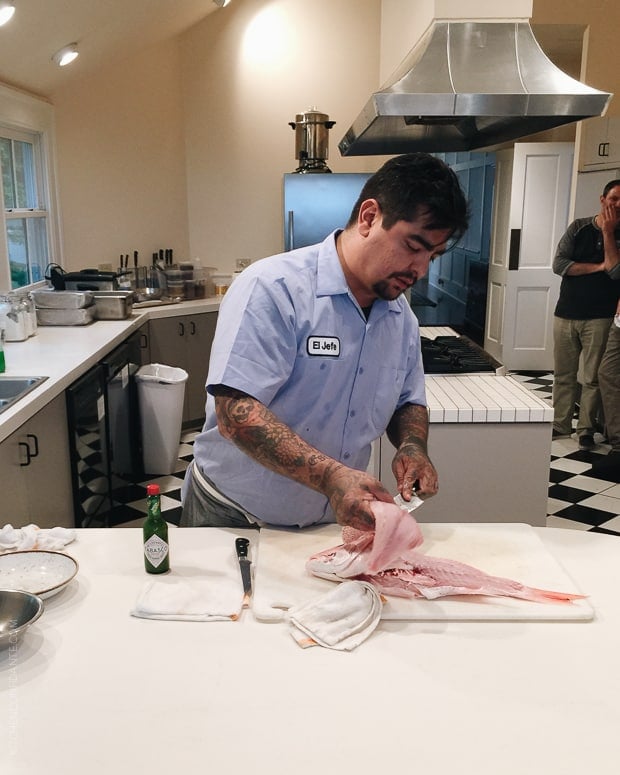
[252,523,594,622]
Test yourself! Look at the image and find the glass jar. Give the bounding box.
[19,292,37,337]
[0,293,28,341]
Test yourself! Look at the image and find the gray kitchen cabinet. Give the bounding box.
[0,393,74,528]
[147,312,217,426]
[579,116,620,171]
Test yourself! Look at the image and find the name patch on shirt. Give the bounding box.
[307,336,340,356]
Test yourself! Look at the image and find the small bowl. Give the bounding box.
[136,286,163,302]
[0,551,79,599]
[0,589,44,649]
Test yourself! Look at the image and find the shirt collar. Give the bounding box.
[315,230,403,316]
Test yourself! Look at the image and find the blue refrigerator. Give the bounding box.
[283,173,371,251]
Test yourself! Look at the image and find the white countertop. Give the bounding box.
[1,525,617,775]
[0,297,221,442]
[0,314,551,444]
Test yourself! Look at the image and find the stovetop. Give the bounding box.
[420,334,504,375]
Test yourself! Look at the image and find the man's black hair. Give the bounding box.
[346,153,469,241]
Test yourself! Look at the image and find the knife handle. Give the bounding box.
[236,537,249,559]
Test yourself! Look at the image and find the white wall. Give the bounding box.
[49,0,387,275]
[180,0,384,271]
[51,38,190,271]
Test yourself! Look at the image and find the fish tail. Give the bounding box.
[523,586,587,604]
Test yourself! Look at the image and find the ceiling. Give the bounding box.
[0,3,584,100]
[0,0,218,97]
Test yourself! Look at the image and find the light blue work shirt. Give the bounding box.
[190,231,427,527]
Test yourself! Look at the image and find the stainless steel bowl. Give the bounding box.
[0,589,44,649]
[135,286,163,302]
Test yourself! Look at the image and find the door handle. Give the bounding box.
[19,434,39,466]
[287,210,295,251]
[508,229,521,270]
[190,321,196,335]
[178,322,185,337]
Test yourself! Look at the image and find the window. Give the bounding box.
[1,128,50,287]
[0,84,60,292]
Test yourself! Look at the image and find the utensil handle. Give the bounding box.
[235,537,249,559]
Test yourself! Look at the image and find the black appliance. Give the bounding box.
[66,364,112,527]
[66,332,143,527]
[420,335,503,375]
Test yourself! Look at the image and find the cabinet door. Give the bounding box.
[185,312,217,424]
[148,317,189,372]
[580,117,620,171]
[0,394,73,528]
[23,393,73,527]
[0,429,29,521]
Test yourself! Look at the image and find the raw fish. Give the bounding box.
[307,502,585,604]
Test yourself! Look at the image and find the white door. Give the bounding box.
[485,142,574,371]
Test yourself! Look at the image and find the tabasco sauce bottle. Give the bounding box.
[143,484,170,574]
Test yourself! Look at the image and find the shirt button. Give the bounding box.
[350,410,356,417]
[343,452,350,460]
[358,367,364,374]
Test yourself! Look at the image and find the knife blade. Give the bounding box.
[393,491,424,513]
[235,537,252,607]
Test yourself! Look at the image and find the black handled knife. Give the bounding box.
[235,537,252,608]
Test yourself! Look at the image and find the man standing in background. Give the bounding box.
[551,180,620,450]
[592,307,620,479]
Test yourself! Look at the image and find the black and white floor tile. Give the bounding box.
[511,371,620,537]
[111,373,620,537]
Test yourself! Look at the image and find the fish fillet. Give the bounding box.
[307,502,585,605]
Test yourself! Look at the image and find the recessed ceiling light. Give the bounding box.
[0,1,15,27]
[52,43,79,67]
[212,0,231,7]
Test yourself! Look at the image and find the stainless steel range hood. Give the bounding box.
[339,21,612,156]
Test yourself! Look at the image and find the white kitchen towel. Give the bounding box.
[287,580,383,651]
[0,523,77,553]
[131,577,242,622]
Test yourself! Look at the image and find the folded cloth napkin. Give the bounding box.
[287,580,383,651]
[0,523,77,553]
[131,577,242,622]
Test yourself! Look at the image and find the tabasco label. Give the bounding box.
[144,534,169,567]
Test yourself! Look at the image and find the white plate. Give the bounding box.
[0,550,78,599]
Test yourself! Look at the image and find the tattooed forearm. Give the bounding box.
[386,403,429,452]
[213,388,342,493]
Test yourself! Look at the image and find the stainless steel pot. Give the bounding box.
[289,108,335,173]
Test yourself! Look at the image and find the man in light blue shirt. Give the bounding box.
[181,153,469,531]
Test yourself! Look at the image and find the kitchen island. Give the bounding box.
[0,526,616,775]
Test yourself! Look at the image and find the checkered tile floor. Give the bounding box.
[511,371,620,537]
[112,373,620,536]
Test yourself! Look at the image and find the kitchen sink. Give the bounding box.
[0,376,48,414]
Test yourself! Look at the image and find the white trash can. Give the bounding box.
[136,363,189,475]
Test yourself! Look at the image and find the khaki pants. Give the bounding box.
[552,316,612,436]
[598,321,620,451]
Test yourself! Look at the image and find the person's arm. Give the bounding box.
[212,385,393,531]
[386,402,438,502]
[599,201,620,275]
[553,220,605,276]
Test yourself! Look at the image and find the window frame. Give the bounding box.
[0,83,61,292]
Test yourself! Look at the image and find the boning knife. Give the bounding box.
[394,491,424,513]
[235,537,252,608]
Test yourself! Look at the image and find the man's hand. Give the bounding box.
[323,464,394,531]
[392,441,438,501]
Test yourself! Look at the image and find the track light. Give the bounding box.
[0,1,15,27]
[52,43,79,67]
[212,0,231,7]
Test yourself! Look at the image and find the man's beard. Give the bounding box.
[372,274,417,301]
